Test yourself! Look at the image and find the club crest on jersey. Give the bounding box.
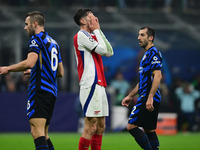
[142,55,146,61]
[29,40,38,47]
[94,111,100,115]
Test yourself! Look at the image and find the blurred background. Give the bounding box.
[0,0,200,135]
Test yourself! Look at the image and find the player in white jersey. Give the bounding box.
[73,9,113,150]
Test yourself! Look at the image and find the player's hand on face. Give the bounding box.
[146,98,154,112]
[121,96,132,107]
[0,66,9,75]
[24,69,31,78]
[89,16,100,31]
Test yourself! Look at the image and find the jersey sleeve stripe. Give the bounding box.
[74,34,84,81]
[81,30,91,37]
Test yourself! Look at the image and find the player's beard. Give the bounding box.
[140,40,148,49]
[27,25,35,37]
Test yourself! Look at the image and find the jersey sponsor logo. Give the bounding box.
[151,56,161,64]
[29,40,38,47]
[94,111,101,115]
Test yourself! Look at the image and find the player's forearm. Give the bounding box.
[8,60,33,72]
[128,83,139,98]
[93,29,114,57]
[148,73,162,98]
[56,62,64,77]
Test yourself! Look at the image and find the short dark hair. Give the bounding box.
[26,11,45,26]
[73,9,92,26]
[140,26,155,42]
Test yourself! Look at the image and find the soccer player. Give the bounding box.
[122,27,162,150]
[73,9,114,150]
[0,11,64,150]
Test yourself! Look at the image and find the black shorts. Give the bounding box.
[128,100,160,130]
[27,90,56,125]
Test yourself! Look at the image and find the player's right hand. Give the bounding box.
[121,96,132,107]
[89,16,100,31]
[0,66,9,75]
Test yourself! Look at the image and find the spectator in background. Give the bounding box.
[192,74,200,91]
[4,74,16,92]
[0,74,15,92]
[159,74,170,110]
[110,71,130,105]
[164,0,188,12]
[194,97,200,131]
[175,82,200,132]
[16,74,29,92]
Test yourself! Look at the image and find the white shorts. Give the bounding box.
[80,84,109,117]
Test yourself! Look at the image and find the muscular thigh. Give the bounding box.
[128,100,160,130]
[27,90,56,125]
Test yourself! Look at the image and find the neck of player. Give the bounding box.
[145,43,154,51]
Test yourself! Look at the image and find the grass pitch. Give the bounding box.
[0,132,200,150]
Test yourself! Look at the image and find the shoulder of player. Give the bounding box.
[77,30,96,45]
[148,47,161,56]
[30,33,44,43]
[29,35,41,48]
[78,30,94,39]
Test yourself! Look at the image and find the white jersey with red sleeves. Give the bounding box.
[74,30,107,89]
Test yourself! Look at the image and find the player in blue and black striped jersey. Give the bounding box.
[0,11,64,150]
[122,27,162,150]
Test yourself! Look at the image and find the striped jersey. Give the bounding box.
[74,30,107,89]
[138,46,162,102]
[28,32,62,98]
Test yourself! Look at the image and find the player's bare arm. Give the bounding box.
[56,62,64,77]
[146,70,162,111]
[122,83,139,107]
[0,52,38,74]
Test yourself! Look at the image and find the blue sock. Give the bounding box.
[128,127,153,150]
[34,136,49,150]
[146,131,159,150]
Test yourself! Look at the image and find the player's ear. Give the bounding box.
[33,21,38,28]
[149,35,154,42]
[80,18,86,25]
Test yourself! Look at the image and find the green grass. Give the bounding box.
[0,132,200,150]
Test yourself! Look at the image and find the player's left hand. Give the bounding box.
[146,98,154,112]
[24,69,31,78]
[0,66,9,75]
